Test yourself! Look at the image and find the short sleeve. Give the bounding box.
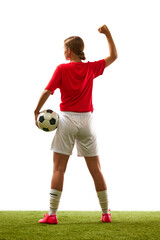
[90,59,106,79]
[45,65,62,95]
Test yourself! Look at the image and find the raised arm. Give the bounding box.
[98,25,118,68]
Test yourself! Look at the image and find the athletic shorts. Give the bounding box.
[50,111,99,157]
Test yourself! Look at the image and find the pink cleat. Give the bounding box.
[39,213,58,224]
[101,210,111,223]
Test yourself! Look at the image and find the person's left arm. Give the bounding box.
[34,89,52,127]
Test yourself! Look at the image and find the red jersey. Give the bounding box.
[45,59,106,112]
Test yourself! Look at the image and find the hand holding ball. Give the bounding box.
[37,109,59,132]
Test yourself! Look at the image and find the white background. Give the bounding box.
[0,0,160,211]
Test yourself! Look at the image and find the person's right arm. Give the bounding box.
[98,25,118,68]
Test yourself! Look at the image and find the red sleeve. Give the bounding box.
[90,59,106,79]
[45,65,62,95]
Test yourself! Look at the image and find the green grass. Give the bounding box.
[0,211,160,240]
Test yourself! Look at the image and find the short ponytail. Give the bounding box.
[78,51,86,60]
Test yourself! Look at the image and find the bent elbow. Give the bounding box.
[111,54,118,64]
[104,53,118,68]
[110,54,117,65]
[113,51,118,61]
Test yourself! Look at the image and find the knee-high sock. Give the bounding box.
[97,190,109,214]
[49,189,62,215]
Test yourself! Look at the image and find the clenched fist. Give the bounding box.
[98,25,109,35]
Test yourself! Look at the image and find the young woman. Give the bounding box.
[34,24,117,224]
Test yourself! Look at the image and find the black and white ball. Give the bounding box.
[37,109,59,132]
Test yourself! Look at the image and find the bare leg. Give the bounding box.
[85,156,109,215]
[51,152,70,191]
[84,156,107,191]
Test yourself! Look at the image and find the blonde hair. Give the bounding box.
[64,36,86,60]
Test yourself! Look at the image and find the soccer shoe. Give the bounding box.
[101,210,111,223]
[39,213,58,224]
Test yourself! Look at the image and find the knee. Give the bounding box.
[53,166,66,174]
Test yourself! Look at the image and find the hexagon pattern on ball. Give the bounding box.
[37,109,59,132]
[39,116,45,123]
[49,118,56,125]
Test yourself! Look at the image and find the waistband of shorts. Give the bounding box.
[60,111,92,116]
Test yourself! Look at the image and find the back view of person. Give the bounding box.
[34,24,118,224]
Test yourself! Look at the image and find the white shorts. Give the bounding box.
[50,111,99,157]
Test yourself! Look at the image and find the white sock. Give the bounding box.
[49,189,62,215]
[97,190,109,214]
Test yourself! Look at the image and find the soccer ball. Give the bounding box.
[37,109,59,132]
